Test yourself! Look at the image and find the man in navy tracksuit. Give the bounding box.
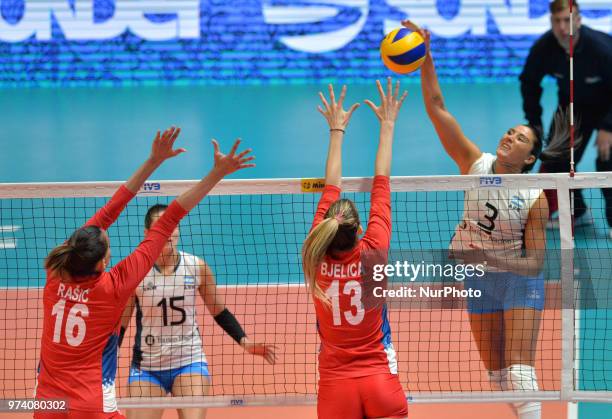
[520,0,612,237]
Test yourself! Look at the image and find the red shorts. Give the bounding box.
[318,373,408,419]
[34,411,125,419]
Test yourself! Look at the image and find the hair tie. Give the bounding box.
[333,214,344,223]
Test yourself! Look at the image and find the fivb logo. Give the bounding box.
[479,176,502,187]
[141,182,161,193]
[0,0,200,42]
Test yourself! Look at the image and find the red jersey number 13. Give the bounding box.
[326,280,365,326]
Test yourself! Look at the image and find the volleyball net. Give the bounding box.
[0,173,611,408]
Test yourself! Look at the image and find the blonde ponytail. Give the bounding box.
[302,218,341,304]
[302,199,361,304]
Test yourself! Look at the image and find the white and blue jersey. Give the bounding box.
[131,251,207,371]
[451,153,545,313]
[451,153,543,265]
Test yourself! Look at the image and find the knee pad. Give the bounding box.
[507,364,538,391]
[508,364,541,418]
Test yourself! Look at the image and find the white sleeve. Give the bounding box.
[468,153,495,175]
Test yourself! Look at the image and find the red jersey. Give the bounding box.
[35,186,187,412]
[312,175,397,381]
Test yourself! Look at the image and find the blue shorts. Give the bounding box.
[128,362,210,394]
[463,271,545,314]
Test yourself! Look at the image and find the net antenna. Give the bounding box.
[569,0,575,177]
[567,4,578,419]
[569,0,576,235]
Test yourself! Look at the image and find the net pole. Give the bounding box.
[568,2,580,417]
[559,174,576,404]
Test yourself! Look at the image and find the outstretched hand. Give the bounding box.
[364,77,408,124]
[150,126,186,163]
[211,138,255,177]
[401,20,431,55]
[124,126,186,194]
[318,84,360,131]
[242,338,279,365]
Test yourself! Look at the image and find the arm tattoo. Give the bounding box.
[432,94,446,110]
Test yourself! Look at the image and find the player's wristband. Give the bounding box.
[214,308,247,344]
[118,326,127,347]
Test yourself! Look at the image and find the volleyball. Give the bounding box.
[380,28,427,74]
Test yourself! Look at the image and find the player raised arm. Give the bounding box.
[310,85,360,229]
[360,77,407,251]
[364,77,407,177]
[402,20,482,174]
[85,127,185,230]
[317,84,360,188]
[110,139,255,304]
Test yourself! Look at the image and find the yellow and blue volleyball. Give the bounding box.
[380,28,426,74]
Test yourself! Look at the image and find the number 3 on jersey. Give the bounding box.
[51,299,88,347]
[477,202,499,234]
[326,280,365,326]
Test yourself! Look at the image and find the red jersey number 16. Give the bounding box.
[51,299,89,347]
[326,280,365,326]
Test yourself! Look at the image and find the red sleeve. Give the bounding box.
[109,200,188,305]
[311,185,341,230]
[361,176,391,250]
[84,185,135,230]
